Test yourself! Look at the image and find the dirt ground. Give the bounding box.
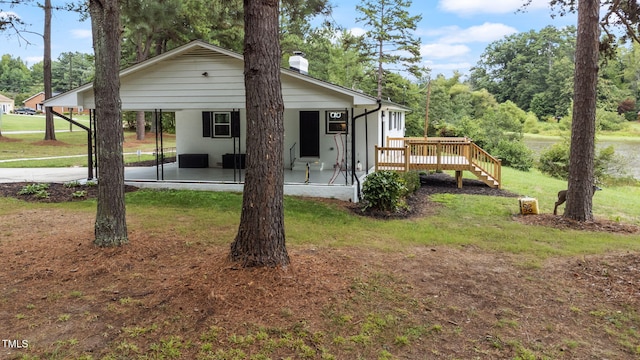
[1,173,639,359]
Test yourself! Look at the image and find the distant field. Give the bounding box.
[0,113,90,132]
[0,123,176,167]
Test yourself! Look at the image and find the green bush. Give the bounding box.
[18,183,50,195]
[537,142,569,179]
[397,171,420,197]
[361,171,407,212]
[596,109,627,131]
[490,139,534,171]
[537,142,628,183]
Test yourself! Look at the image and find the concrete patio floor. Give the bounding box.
[124,163,363,202]
[0,163,366,202]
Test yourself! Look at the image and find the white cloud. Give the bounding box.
[421,44,470,59]
[25,56,43,65]
[71,29,92,39]
[0,11,20,22]
[425,60,473,71]
[438,0,548,15]
[348,27,367,37]
[438,23,517,44]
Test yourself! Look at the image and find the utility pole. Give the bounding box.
[424,79,431,138]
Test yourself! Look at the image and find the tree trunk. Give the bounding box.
[136,111,145,139]
[43,0,56,141]
[229,0,289,267]
[564,0,600,221]
[90,0,128,246]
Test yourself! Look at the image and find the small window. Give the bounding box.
[213,112,231,137]
[326,110,348,134]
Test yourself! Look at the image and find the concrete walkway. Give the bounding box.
[0,168,90,183]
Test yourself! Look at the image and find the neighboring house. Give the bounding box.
[24,91,88,115]
[0,94,15,114]
[44,40,409,201]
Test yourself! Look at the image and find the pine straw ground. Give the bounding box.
[0,174,639,359]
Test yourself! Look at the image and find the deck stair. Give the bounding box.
[470,165,500,188]
[375,137,502,189]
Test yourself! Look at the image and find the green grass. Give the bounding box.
[0,130,176,167]
[524,120,640,138]
[115,167,640,260]
[0,113,91,132]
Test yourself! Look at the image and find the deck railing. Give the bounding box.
[376,137,501,187]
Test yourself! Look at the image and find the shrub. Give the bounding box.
[64,180,81,188]
[596,109,627,131]
[361,171,407,212]
[537,142,570,179]
[18,183,50,195]
[490,139,534,171]
[537,142,628,183]
[397,171,420,197]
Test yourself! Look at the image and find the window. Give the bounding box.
[213,112,231,137]
[326,110,348,134]
[388,111,402,131]
[202,111,232,138]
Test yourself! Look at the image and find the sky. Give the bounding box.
[1,0,578,78]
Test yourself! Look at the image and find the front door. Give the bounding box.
[299,111,320,157]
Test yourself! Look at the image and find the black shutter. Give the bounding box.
[202,111,212,137]
[231,110,240,137]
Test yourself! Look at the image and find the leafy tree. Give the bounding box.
[0,54,31,93]
[230,0,289,267]
[620,42,640,102]
[545,0,640,221]
[279,0,331,56]
[470,26,576,117]
[120,0,182,139]
[355,0,422,99]
[51,52,94,93]
[89,0,128,246]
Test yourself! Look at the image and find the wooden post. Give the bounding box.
[456,170,463,188]
[436,141,442,171]
[405,145,410,172]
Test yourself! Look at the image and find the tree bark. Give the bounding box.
[136,111,145,139]
[230,0,289,267]
[43,0,56,141]
[564,0,600,221]
[90,0,128,246]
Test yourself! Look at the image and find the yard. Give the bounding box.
[1,168,639,359]
[0,114,176,168]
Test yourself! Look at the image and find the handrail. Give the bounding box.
[376,137,502,188]
[289,142,297,169]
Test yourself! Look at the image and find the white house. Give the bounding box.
[0,94,15,114]
[44,40,409,201]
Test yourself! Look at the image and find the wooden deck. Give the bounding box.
[375,137,502,188]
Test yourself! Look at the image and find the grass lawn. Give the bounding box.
[0,130,176,167]
[0,113,91,132]
[1,167,639,359]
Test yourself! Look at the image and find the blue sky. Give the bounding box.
[1,0,577,77]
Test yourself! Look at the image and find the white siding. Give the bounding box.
[77,48,359,111]
[176,109,247,167]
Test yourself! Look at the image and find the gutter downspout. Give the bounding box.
[351,100,382,201]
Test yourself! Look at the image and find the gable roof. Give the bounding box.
[0,93,14,102]
[23,92,45,103]
[45,40,409,111]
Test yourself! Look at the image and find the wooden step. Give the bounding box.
[470,166,499,188]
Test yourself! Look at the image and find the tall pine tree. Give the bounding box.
[355,0,422,100]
